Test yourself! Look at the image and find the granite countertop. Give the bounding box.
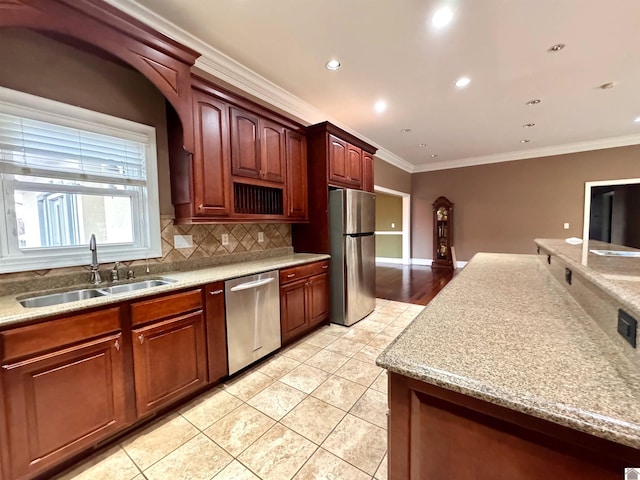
[536,238,640,319]
[0,253,329,329]
[377,252,640,450]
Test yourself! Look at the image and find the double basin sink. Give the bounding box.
[19,279,175,308]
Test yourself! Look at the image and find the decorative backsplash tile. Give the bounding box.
[0,219,292,285]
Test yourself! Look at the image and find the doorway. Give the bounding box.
[374,185,411,265]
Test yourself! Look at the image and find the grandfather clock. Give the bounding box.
[432,196,454,270]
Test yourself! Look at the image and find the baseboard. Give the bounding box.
[412,258,467,268]
[376,257,405,264]
[411,258,432,266]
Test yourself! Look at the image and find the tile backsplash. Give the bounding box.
[0,218,292,285]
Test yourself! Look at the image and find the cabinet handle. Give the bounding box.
[287,274,295,278]
[322,265,328,269]
[138,334,144,344]
[114,340,120,351]
[210,289,224,295]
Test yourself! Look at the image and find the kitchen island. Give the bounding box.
[377,252,640,479]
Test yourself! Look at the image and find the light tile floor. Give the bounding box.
[55,299,424,480]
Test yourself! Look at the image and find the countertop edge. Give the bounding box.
[377,356,640,450]
[0,253,330,329]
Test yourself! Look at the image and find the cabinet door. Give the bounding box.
[347,144,363,187]
[132,311,207,416]
[328,134,349,185]
[205,282,228,383]
[260,118,286,183]
[286,130,308,219]
[3,334,126,479]
[306,273,329,327]
[193,91,231,216]
[280,279,308,343]
[230,107,261,179]
[363,152,374,193]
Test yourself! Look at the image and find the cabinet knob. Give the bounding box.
[210,289,224,295]
[114,340,120,351]
[287,274,295,278]
[138,334,144,344]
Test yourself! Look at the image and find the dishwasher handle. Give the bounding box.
[229,277,275,292]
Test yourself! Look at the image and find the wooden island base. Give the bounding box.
[388,372,640,480]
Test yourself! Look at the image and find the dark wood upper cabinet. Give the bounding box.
[286,130,308,220]
[192,91,231,217]
[171,76,307,223]
[363,152,374,192]
[230,108,286,184]
[328,135,349,185]
[260,119,286,183]
[293,122,377,254]
[347,144,363,187]
[230,107,261,180]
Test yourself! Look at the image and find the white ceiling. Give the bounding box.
[108,0,640,173]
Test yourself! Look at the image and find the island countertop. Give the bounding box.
[376,252,640,450]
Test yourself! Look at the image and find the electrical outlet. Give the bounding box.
[563,222,570,230]
[221,233,229,246]
[258,232,264,243]
[391,223,395,229]
[618,309,637,348]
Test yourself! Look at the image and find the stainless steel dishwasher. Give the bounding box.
[225,270,281,375]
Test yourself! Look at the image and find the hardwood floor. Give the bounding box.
[375,262,455,305]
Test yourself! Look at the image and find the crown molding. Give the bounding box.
[103,0,415,174]
[413,134,640,173]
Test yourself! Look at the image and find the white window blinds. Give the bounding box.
[0,112,148,186]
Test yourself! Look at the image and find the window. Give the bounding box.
[0,87,161,273]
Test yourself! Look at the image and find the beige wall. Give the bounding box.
[375,193,402,231]
[411,145,640,261]
[0,29,174,216]
[375,192,403,258]
[374,157,411,193]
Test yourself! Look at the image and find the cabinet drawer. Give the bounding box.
[131,289,202,326]
[280,260,329,285]
[0,307,121,362]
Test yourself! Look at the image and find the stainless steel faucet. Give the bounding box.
[89,234,102,285]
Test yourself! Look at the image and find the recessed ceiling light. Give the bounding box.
[520,139,531,143]
[432,6,453,28]
[400,128,412,134]
[326,59,341,71]
[455,77,471,88]
[526,99,541,106]
[431,154,439,158]
[374,100,386,113]
[523,123,536,128]
[418,143,428,147]
[599,82,615,90]
[547,43,565,53]
[634,116,640,123]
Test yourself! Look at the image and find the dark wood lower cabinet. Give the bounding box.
[280,261,330,344]
[280,278,309,342]
[2,333,126,479]
[388,372,640,480]
[131,311,207,416]
[306,273,329,327]
[205,282,228,383]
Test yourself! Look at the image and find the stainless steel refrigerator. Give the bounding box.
[329,188,376,326]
